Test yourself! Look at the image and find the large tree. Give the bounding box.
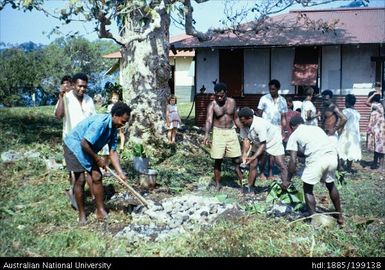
[1,0,345,152]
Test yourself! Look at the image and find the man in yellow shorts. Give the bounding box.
[203,83,243,190]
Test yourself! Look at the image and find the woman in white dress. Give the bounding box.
[337,94,361,172]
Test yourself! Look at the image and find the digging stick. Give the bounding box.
[106,167,148,207]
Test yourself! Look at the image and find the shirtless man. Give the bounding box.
[320,90,347,148]
[203,83,243,190]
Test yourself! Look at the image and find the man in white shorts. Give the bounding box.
[238,107,288,193]
[285,115,344,225]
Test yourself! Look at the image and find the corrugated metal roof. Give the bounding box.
[172,7,385,49]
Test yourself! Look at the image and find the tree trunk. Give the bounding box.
[120,10,171,155]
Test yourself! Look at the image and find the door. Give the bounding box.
[219,49,243,97]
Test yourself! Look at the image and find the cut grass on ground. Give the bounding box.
[0,105,384,257]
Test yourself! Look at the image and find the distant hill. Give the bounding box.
[0,41,45,52]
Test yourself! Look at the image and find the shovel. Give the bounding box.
[106,167,148,207]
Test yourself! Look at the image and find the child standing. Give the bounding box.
[337,94,362,173]
[166,95,181,144]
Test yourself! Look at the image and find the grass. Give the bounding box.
[0,104,384,257]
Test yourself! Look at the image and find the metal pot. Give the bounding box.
[139,169,157,189]
[133,157,149,173]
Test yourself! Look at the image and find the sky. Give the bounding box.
[0,0,384,45]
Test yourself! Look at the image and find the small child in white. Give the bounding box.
[166,95,181,144]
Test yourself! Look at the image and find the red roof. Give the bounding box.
[102,34,195,59]
[102,51,122,59]
[172,7,385,49]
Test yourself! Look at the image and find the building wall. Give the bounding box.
[271,47,295,94]
[321,45,341,95]
[322,44,378,96]
[341,44,377,95]
[171,57,195,102]
[175,85,194,103]
[195,44,380,97]
[244,49,270,94]
[196,49,219,94]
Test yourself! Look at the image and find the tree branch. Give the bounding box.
[122,2,165,45]
[97,9,126,46]
[183,0,212,42]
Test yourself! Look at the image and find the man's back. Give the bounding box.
[287,124,336,163]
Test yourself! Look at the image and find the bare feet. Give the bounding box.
[258,174,267,180]
[78,215,87,226]
[95,208,108,221]
[64,188,78,210]
[333,213,345,226]
[337,216,345,226]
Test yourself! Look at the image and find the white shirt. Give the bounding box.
[301,100,318,126]
[257,94,288,127]
[286,124,336,164]
[55,90,96,139]
[240,116,282,150]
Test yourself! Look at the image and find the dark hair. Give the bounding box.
[268,79,280,89]
[72,73,88,83]
[374,82,381,88]
[286,96,293,103]
[321,89,333,99]
[345,94,356,106]
[368,91,381,103]
[214,83,227,93]
[61,75,72,84]
[238,107,254,118]
[290,115,305,127]
[111,102,131,116]
[305,87,314,96]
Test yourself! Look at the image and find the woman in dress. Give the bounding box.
[337,94,361,172]
[365,86,385,172]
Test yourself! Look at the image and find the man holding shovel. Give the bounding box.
[63,102,131,225]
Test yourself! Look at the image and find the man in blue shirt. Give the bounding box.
[63,102,131,225]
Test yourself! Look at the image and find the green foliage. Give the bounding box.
[266,181,305,211]
[0,37,119,106]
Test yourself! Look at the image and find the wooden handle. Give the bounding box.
[106,167,148,207]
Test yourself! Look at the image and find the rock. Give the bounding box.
[1,150,23,162]
[116,193,237,242]
[24,151,41,159]
[311,214,336,229]
[45,158,62,170]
